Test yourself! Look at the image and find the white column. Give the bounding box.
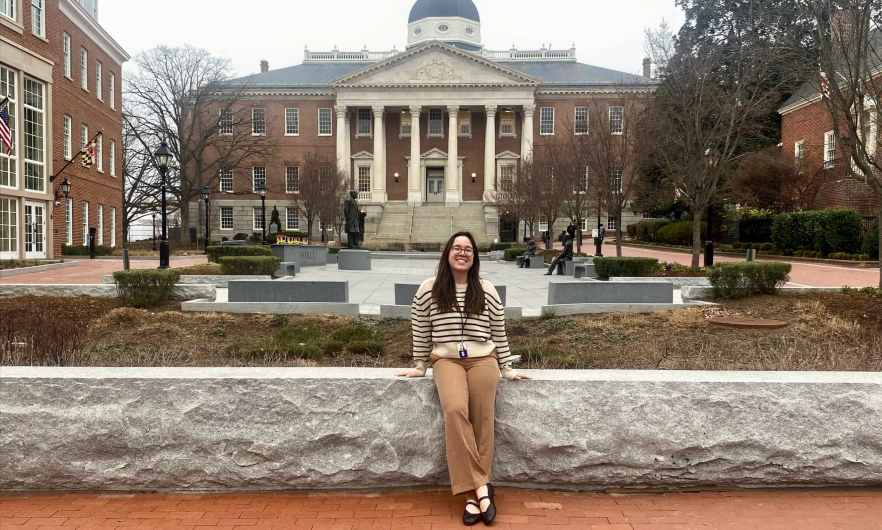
[483,104,497,202]
[335,105,347,179]
[447,105,459,205]
[371,106,386,203]
[522,103,535,162]
[344,111,352,187]
[409,106,422,205]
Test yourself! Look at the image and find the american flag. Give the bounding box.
[0,97,12,155]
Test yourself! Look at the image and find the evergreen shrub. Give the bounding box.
[206,245,272,263]
[772,210,863,255]
[504,248,527,261]
[633,219,672,242]
[656,221,706,246]
[862,218,879,259]
[593,257,659,278]
[112,269,181,308]
[62,244,114,256]
[707,262,791,299]
[490,242,512,251]
[218,256,280,275]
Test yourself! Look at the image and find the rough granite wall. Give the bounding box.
[1,368,880,491]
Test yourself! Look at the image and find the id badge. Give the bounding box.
[458,343,469,359]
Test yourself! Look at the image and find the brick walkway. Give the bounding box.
[1,488,880,530]
[1,258,209,285]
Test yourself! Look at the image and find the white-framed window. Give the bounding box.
[220,206,233,230]
[357,165,371,193]
[499,164,514,192]
[220,167,233,192]
[63,33,71,78]
[286,207,299,230]
[576,166,589,193]
[81,48,88,91]
[458,108,471,136]
[96,134,103,172]
[575,106,588,135]
[795,140,805,159]
[357,108,372,136]
[81,201,89,245]
[252,166,266,191]
[96,204,103,246]
[540,107,554,135]
[218,108,232,135]
[538,219,549,233]
[860,106,878,157]
[607,215,617,230]
[0,197,17,256]
[285,108,299,135]
[428,108,443,136]
[109,139,116,176]
[400,110,412,136]
[63,116,72,160]
[286,166,299,193]
[95,60,102,100]
[499,108,515,136]
[318,108,332,136]
[23,77,45,192]
[110,206,116,247]
[252,207,265,230]
[609,106,624,135]
[81,124,88,150]
[581,217,590,232]
[824,131,835,168]
[0,67,15,189]
[65,198,73,245]
[0,0,14,19]
[31,0,44,36]
[319,166,334,190]
[109,72,115,109]
[609,166,623,193]
[251,108,266,135]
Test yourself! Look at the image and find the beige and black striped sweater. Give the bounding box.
[411,277,518,380]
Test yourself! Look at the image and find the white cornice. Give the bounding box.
[59,0,129,66]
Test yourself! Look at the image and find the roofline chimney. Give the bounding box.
[643,58,651,78]
[260,60,269,73]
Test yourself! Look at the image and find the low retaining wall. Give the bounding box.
[101,275,271,288]
[548,281,674,304]
[681,286,844,302]
[589,277,711,289]
[0,261,80,278]
[1,368,879,491]
[0,283,215,301]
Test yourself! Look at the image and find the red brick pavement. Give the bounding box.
[0,258,209,285]
[1,488,880,530]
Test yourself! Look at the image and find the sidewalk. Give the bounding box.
[2,488,879,530]
[0,257,209,285]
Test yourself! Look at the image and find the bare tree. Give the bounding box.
[537,132,592,253]
[288,151,345,241]
[122,103,162,243]
[727,147,827,211]
[644,19,677,78]
[486,156,539,244]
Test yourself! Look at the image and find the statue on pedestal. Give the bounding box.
[344,190,362,249]
[544,224,576,275]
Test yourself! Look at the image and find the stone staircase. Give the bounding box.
[370,202,492,245]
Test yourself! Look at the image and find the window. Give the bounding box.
[609,106,624,135]
[0,198,16,255]
[285,166,299,193]
[95,61,102,100]
[357,108,371,136]
[861,107,877,157]
[81,124,88,150]
[23,77,45,192]
[63,33,71,78]
[607,215,617,230]
[251,108,266,135]
[824,131,836,168]
[428,108,443,136]
[63,116,72,159]
[575,106,588,135]
[65,198,73,245]
[0,67,15,189]
[252,166,266,191]
[110,207,116,247]
[109,139,116,176]
[31,0,44,36]
[253,207,265,230]
[577,167,589,193]
[285,108,299,135]
[358,166,371,193]
[220,167,233,192]
[96,134,103,172]
[0,0,14,19]
[286,207,299,230]
[109,72,115,109]
[81,48,88,90]
[319,166,334,190]
[795,140,805,159]
[499,108,515,136]
[540,107,555,135]
[458,108,471,136]
[609,166,623,193]
[538,219,548,232]
[218,108,232,135]
[318,108,332,135]
[400,110,412,136]
[220,207,233,230]
[499,165,514,192]
[96,204,103,246]
[81,201,89,245]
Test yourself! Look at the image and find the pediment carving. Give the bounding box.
[416,58,454,82]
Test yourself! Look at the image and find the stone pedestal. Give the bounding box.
[272,245,327,266]
[338,249,371,271]
[528,257,546,269]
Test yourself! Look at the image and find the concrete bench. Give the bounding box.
[271,244,327,266]
[338,249,371,270]
[393,283,506,306]
[228,279,348,303]
[547,281,674,305]
[565,259,590,276]
[573,263,596,279]
[274,262,300,277]
[327,253,339,264]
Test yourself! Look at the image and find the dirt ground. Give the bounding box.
[1,292,880,371]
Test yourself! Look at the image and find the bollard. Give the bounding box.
[122,248,130,270]
[746,248,756,262]
[88,227,96,259]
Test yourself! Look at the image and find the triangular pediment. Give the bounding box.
[422,148,449,159]
[496,150,521,159]
[330,42,541,87]
[351,150,374,160]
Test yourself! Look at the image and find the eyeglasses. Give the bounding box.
[451,246,474,255]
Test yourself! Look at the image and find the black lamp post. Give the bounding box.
[201,186,211,254]
[151,207,157,251]
[595,196,604,257]
[153,141,172,269]
[255,183,267,245]
[704,148,722,268]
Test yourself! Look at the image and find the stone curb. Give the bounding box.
[681,286,846,302]
[182,299,360,316]
[0,261,80,278]
[60,255,201,261]
[541,302,711,316]
[100,275,272,288]
[585,276,712,289]
[0,283,216,301]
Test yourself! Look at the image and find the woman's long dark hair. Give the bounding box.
[432,232,486,315]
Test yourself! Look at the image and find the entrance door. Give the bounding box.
[24,201,46,259]
[426,168,444,203]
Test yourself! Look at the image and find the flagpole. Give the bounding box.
[49,132,102,183]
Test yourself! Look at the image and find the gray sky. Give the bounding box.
[102,0,685,78]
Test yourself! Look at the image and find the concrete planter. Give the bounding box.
[0,283,215,301]
[271,245,327,266]
[548,281,674,305]
[101,275,270,288]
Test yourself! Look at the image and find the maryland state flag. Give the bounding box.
[81,132,100,168]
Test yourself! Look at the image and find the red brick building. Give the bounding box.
[190,0,652,244]
[1,0,128,259]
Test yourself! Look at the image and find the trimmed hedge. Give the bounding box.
[593,257,659,278]
[112,269,181,308]
[504,248,527,261]
[862,218,879,259]
[632,219,671,242]
[771,210,863,255]
[218,256,281,275]
[708,262,791,299]
[490,242,512,251]
[62,244,114,256]
[656,221,706,246]
[206,245,272,263]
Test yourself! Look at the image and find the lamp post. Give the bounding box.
[60,177,72,199]
[704,148,722,268]
[201,186,211,254]
[153,141,172,269]
[255,183,267,245]
[151,207,157,251]
[595,195,604,257]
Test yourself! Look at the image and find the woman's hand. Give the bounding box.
[511,373,532,380]
[396,370,423,378]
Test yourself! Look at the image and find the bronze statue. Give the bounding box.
[519,240,537,268]
[344,190,362,249]
[544,224,576,275]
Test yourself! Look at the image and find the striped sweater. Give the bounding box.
[411,277,518,380]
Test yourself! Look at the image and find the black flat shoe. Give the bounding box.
[462,500,482,526]
[479,483,496,524]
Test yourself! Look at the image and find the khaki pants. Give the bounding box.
[431,354,500,495]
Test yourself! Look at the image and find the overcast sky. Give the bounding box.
[101,0,685,78]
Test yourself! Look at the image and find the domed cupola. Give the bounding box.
[407,0,482,51]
